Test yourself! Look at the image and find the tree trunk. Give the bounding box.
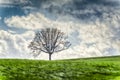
[49,53,52,60]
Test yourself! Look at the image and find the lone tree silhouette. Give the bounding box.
[28,28,71,60]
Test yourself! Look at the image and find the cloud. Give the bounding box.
[0,16,2,20]
[1,0,120,59]
[0,0,30,4]
[41,0,73,8]
[0,30,34,58]
[0,0,31,8]
[4,9,120,59]
[0,0,14,4]
[0,40,8,57]
[4,13,74,34]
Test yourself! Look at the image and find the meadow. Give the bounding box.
[0,56,120,80]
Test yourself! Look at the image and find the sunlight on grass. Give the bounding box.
[114,76,120,80]
[0,76,6,80]
[0,56,119,80]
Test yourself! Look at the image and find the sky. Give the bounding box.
[0,0,120,60]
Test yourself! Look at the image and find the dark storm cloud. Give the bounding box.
[29,0,119,21]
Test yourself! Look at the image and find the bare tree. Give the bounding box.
[28,28,71,60]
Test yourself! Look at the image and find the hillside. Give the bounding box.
[0,56,120,80]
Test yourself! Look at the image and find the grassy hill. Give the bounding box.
[0,56,120,80]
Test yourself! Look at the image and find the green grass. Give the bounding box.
[0,56,120,80]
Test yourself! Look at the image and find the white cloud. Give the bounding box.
[4,10,120,60]
[0,0,31,8]
[5,13,74,35]
[0,40,8,57]
[0,0,13,4]
[2,1,120,59]
[41,0,73,8]
[0,0,30,4]
[0,30,34,59]
[0,16,2,20]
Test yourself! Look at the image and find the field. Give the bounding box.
[0,56,120,80]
